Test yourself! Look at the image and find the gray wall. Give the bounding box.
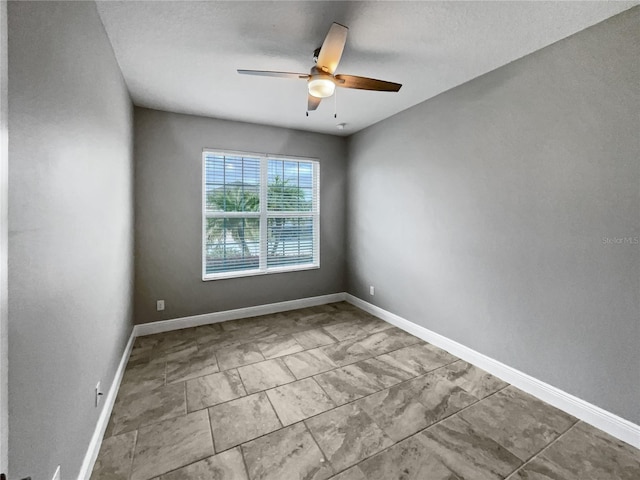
[346,8,639,424]
[134,108,346,324]
[8,2,134,479]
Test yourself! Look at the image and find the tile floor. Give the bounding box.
[91,302,640,480]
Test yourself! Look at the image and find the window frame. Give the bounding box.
[201,149,320,281]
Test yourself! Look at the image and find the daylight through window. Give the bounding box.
[202,150,319,279]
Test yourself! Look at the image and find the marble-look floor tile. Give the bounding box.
[268,316,303,336]
[356,328,422,355]
[238,321,279,337]
[136,330,198,351]
[209,392,282,451]
[194,331,230,349]
[257,335,304,358]
[328,467,366,480]
[241,422,334,480]
[510,461,566,480]
[510,421,640,480]
[190,323,224,346]
[351,357,413,388]
[107,383,186,436]
[419,414,523,479]
[193,322,223,338]
[237,358,296,393]
[166,345,219,384]
[194,325,235,347]
[320,340,373,367]
[310,303,340,314]
[118,361,166,397]
[128,345,157,367]
[306,402,394,472]
[206,331,279,351]
[459,386,576,461]
[283,349,338,379]
[330,309,388,333]
[311,357,411,406]
[314,364,384,405]
[98,305,639,480]
[186,370,246,411]
[220,316,271,332]
[298,305,331,315]
[136,333,199,364]
[356,382,431,441]
[377,343,457,376]
[157,448,248,480]
[358,433,462,480]
[359,413,521,480]
[216,343,265,371]
[132,335,153,349]
[162,341,199,363]
[292,328,337,349]
[330,302,360,313]
[353,316,395,335]
[441,360,508,399]
[327,310,363,324]
[218,318,248,332]
[131,410,214,480]
[90,431,137,480]
[404,370,478,426]
[266,377,336,425]
[322,322,369,342]
[294,312,335,330]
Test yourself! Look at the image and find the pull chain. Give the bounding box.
[334,88,337,118]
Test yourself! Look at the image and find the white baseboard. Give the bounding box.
[77,329,136,480]
[345,293,640,450]
[134,292,347,337]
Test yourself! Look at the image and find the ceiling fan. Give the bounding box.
[238,23,402,112]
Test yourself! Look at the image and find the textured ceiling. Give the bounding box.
[96,1,637,136]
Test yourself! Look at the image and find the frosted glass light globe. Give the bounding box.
[308,77,335,98]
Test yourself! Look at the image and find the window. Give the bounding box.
[202,150,319,280]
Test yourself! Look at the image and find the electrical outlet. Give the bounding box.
[369,285,375,296]
[95,381,103,407]
[52,465,61,480]
[157,300,165,311]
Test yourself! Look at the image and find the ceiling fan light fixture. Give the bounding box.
[238,22,402,112]
[308,77,335,98]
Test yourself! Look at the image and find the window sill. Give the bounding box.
[202,263,320,281]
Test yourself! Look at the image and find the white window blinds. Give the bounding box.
[202,151,319,279]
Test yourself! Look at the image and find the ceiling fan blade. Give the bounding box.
[316,23,348,74]
[335,74,402,92]
[308,94,321,111]
[237,69,309,79]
